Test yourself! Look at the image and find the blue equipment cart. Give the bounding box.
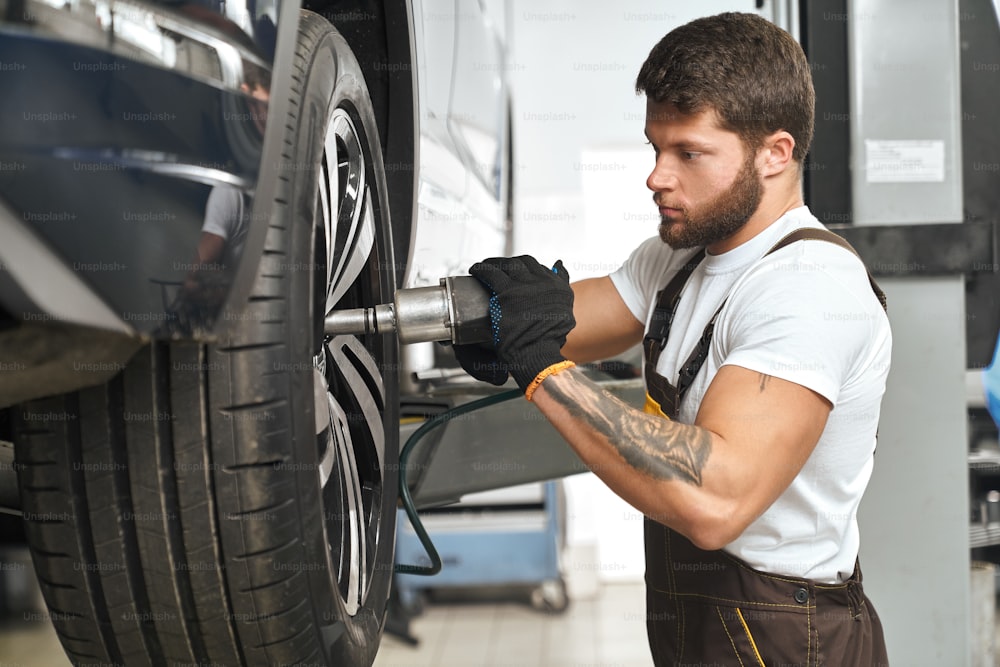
[394,479,568,613]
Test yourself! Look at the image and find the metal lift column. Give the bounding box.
[846,1,969,663]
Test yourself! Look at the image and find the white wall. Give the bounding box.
[502,0,757,586]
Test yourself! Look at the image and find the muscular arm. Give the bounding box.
[532,363,831,549]
[561,276,644,364]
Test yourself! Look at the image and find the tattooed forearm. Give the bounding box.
[542,369,712,486]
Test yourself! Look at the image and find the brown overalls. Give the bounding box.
[641,228,890,667]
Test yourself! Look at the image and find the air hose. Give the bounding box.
[394,387,523,575]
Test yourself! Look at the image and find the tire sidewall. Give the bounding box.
[241,15,398,664]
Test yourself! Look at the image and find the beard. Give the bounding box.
[657,152,763,250]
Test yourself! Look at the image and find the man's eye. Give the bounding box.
[682,151,701,160]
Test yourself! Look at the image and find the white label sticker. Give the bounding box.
[864,140,945,183]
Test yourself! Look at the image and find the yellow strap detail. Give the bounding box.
[525,360,576,401]
[643,393,671,419]
[736,607,767,667]
[716,607,746,667]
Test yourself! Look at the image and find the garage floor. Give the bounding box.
[0,582,654,667]
[373,582,653,667]
[3,583,1000,665]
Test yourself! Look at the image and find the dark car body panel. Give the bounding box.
[0,0,550,510]
[0,0,280,332]
[0,0,298,406]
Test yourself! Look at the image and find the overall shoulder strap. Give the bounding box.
[642,249,706,418]
[643,249,706,351]
[768,227,887,312]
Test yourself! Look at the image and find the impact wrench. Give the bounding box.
[323,275,494,345]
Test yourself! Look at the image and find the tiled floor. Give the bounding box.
[6,583,1000,666]
[0,582,654,667]
[374,583,653,667]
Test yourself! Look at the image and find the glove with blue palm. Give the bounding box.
[455,255,575,394]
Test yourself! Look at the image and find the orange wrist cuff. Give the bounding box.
[525,360,576,402]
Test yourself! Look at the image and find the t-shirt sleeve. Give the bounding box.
[201,185,243,239]
[608,236,666,324]
[717,250,877,406]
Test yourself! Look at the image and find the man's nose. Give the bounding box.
[646,160,678,192]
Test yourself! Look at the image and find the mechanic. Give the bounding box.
[455,12,891,666]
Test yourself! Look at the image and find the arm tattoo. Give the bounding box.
[758,373,771,393]
[543,369,712,486]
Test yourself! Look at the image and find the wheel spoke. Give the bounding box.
[313,365,337,488]
[325,395,365,615]
[327,335,385,470]
[327,189,375,315]
[321,119,339,293]
[324,111,374,311]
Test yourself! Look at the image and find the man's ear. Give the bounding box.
[758,130,796,177]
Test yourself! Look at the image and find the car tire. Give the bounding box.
[13,10,399,667]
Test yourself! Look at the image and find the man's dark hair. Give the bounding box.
[636,12,815,162]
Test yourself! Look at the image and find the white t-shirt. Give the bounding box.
[202,185,249,266]
[609,206,891,583]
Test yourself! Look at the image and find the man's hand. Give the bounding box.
[468,255,575,392]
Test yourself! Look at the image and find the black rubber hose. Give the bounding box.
[394,388,523,575]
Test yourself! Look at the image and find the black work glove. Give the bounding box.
[468,255,575,392]
[452,340,510,386]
